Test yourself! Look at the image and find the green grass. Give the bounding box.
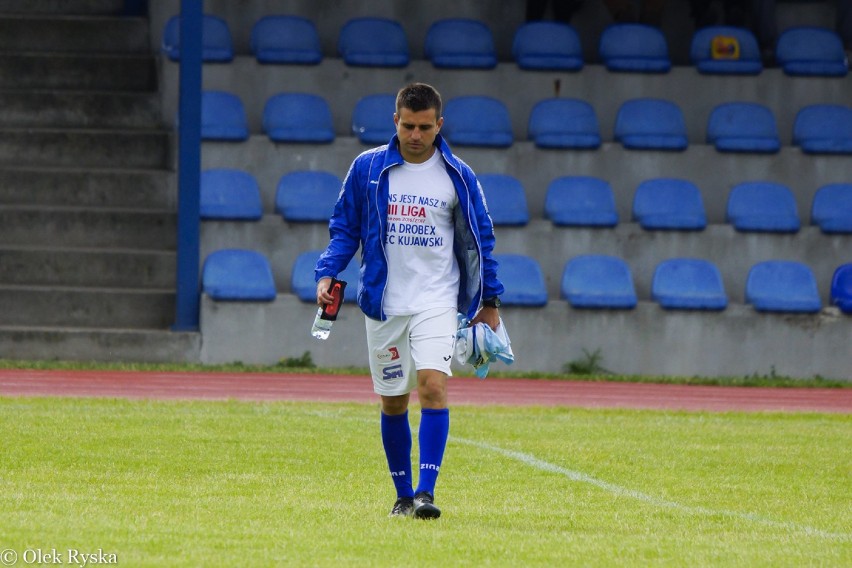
[1,397,849,566]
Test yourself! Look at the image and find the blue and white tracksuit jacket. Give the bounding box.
[315,133,504,321]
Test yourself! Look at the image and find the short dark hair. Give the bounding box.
[396,82,442,118]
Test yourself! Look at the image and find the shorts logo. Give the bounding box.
[376,346,400,362]
[382,364,404,380]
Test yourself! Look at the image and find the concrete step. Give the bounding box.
[0,166,175,210]
[0,246,176,288]
[0,90,161,129]
[0,14,149,53]
[0,128,171,169]
[0,1,126,15]
[0,284,175,329]
[0,53,156,91]
[0,206,176,249]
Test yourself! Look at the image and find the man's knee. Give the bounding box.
[417,369,448,408]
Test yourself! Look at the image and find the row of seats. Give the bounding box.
[162,14,849,77]
[197,90,852,154]
[200,167,852,234]
[201,248,852,314]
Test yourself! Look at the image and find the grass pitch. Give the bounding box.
[0,397,849,567]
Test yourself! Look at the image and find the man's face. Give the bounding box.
[394,106,443,163]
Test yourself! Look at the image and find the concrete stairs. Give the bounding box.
[0,0,200,362]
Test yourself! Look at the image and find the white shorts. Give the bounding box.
[365,307,457,396]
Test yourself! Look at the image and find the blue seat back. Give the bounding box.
[200,169,263,220]
[599,23,670,73]
[275,171,342,222]
[690,26,762,75]
[561,255,637,309]
[441,96,513,148]
[494,254,548,306]
[263,93,335,143]
[793,104,852,155]
[831,263,852,314]
[478,174,530,226]
[162,14,234,62]
[202,249,276,301]
[811,183,852,233]
[707,102,780,153]
[528,98,601,149]
[250,15,322,65]
[545,176,618,227]
[776,26,848,77]
[745,260,821,313]
[424,18,497,69]
[291,250,359,302]
[632,178,707,230]
[199,91,248,141]
[351,94,397,145]
[651,258,727,310]
[726,182,801,233]
[614,98,687,150]
[338,17,409,67]
[512,21,583,71]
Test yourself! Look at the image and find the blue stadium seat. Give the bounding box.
[776,26,848,77]
[424,18,497,69]
[162,14,233,62]
[351,94,396,145]
[632,178,707,230]
[478,174,529,226]
[275,171,341,222]
[494,254,548,306]
[690,26,762,75]
[544,176,619,227]
[726,181,800,233]
[614,98,687,150]
[512,21,583,71]
[598,23,670,73]
[651,258,727,310]
[707,102,780,153]
[199,91,248,141]
[202,249,276,301]
[831,263,852,314]
[337,17,409,67]
[528,98,601,149]
[263,93,334,143]
[792,104,852,155]
[745,260,821,313]
[811,183,852,233]
[441,96,513,147]
[291,250,359,302]
[250,15,322,65]
[200,169,263,220]
[561,255,637,309]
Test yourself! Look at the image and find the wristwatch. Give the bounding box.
[482,296,501,308]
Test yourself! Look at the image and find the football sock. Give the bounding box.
[415,407,450,496]
[381,410,414,498]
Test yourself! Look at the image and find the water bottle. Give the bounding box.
[311,278,347,340]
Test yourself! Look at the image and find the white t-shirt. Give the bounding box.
[383,150,460,315]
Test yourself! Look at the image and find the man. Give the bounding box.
[315,83,504,519]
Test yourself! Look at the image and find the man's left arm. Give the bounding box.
[469,174,504,330]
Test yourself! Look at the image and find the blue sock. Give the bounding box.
[381,411,413,498]
[416,408,450,496]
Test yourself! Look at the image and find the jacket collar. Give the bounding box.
[382,134,458,170]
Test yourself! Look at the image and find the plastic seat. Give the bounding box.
[561,255,637,309]
[478,174,529,226]
[811,183,852,233]
[291,250,359,302]
[202,249,276,301]
[337,17,409,67]
[351,94,397,145]
[424,18,497,69]
[512,21,583,71]
[200,169,262,220]
[263,93,334,143]
[598,23,671,73]
[614,98,687,150]
[726,182,800,233]
[528,98,601,149]
[162,14,234,62]
[441,96,513,148]
[544,176,618,227]
[690,25,762,75]
[651,258,727,310]
[745,260,821,313]
[632,178,707,230]
[199,91,248,141]
[830,263,852,314]
[776,26,848,77]
[494,254,548,306]
[275,171,341,222]
[792,104,852,155]
[250,15,322,65]
[707,102,780,153]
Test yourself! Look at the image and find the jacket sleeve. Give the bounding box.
[315,160,362,281]
[471,173,505,299]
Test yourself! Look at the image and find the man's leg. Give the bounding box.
[414,369,450,519]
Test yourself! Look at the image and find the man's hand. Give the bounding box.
[471,306,499,331]
[316,277,334,306]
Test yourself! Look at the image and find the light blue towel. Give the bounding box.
[454,314,515,378]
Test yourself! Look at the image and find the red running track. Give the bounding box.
[0,369,850,413]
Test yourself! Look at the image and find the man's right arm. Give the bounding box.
[315,159,362,284]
